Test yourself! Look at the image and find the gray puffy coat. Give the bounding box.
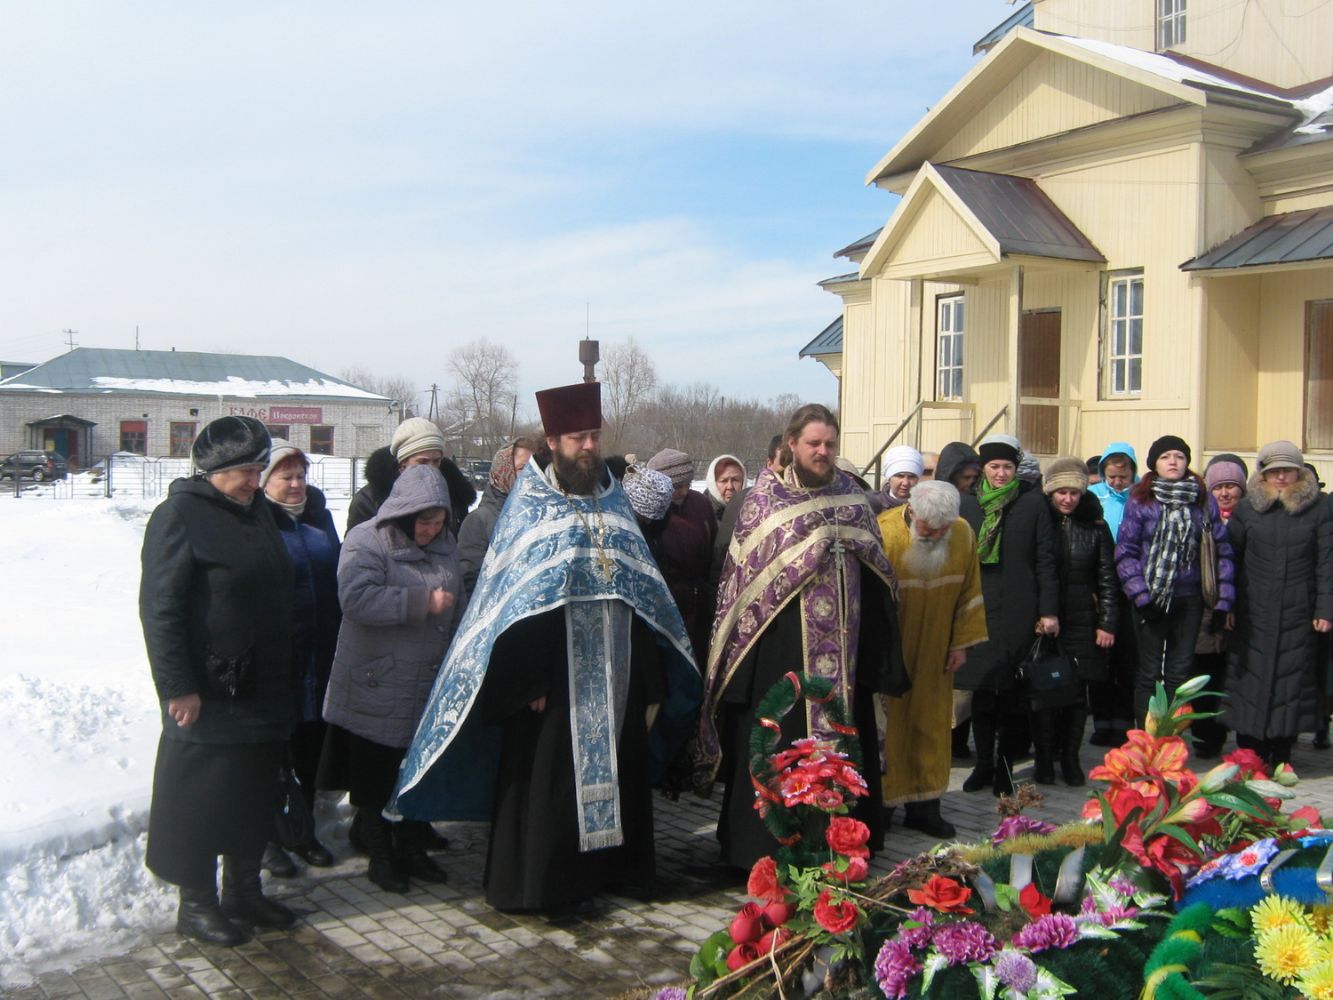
[323,465,466,748]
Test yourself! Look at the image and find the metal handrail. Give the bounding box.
[971,405,1009,447]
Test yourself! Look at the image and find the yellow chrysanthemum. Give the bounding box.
[1256,924,1322,985]
[1313,904,1333,935]
[1252,894,1309,935]
[1299,958,1333,1000]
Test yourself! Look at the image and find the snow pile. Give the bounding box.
[89,375,387,399]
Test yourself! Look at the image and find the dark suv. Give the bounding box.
[0,450,69,481]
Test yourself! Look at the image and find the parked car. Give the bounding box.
[0,450,69,481]
[463,457,491,489]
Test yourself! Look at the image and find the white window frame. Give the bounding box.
[936,295,965,401]
[1157,0,1186,49]
[1104,270,1144,398]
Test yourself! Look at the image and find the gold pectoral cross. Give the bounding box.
[595,548,615,581]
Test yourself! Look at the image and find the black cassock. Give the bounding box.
[714,568,902,871]
[478,605,666,911]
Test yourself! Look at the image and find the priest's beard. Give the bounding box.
[900,531,951,578]
[552,450,604,496]
[792,456,835,488]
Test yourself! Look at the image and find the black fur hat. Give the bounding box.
[192,415,271,473]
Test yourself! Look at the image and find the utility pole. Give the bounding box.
[62,329,78,352]
[426,383,440,422]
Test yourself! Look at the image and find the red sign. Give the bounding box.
[227,405,324,424]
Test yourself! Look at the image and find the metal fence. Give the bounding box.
[3,454,367,501]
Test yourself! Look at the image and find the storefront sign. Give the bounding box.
[227,404,323,424]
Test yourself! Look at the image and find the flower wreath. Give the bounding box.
[747,671,864,860]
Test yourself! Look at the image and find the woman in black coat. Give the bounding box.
[1226,441,1333,769]
[954,435,1060,796]
[1041,457,1118,787]
[139,417,296,947]
[260,440,342,873]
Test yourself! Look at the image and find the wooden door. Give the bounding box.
[1019,310,1061,455]
[1307,300,1333,452]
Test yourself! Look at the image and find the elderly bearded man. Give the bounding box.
[392,382,693,912]
[879,481,987,838]
[701,403,906,869]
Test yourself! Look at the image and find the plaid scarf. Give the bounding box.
[976,477,1020,565]
[1144,477,1200,608]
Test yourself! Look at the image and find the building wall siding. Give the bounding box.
[1202,274,1261,452]
[1257,270,1333,448]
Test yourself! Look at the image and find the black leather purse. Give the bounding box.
[1019,635,1081,710]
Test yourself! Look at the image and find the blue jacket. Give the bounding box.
[1089,441,1138,540]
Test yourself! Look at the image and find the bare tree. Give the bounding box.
[443,339,520,457]
[339,366,422,417]
[600,338,657,451]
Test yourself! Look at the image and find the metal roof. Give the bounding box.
[0,347,390,400]
[817,272,863,289]
[1181,206,1333,271]
[973,0,1034,55]
[934,164,1106,263]
[799,316,843,358]
[833,228,884,260]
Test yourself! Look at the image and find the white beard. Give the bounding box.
[900,532,951,578]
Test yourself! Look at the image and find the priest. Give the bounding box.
[392,382,693,911]
[701,403,905,869]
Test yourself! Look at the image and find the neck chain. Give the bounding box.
[567,490,616,582]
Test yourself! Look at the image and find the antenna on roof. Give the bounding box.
[135,325,140,351]
[62,329,78,352]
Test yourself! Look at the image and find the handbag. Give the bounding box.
[1199,516,1221,610]
[273,763,314,851]
[1019,635,1082,710]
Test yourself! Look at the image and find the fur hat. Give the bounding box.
[1147,435,1192,470]
[535,382,601,437]
[260,438,307,487]
[390,417,446,463]
[1042,456,1089,495]
[623,467,673,520]
[883,445,924,480]
[977,433,1021,467]
[1257,439,1303,474]
[1204,460,1246,491]
[647,448,694,488]
[193,416,271,474]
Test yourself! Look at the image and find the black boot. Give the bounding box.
[394,821,448,884]
[291,837,334,867]
[362,814,410,893]
[1030,709,1057,786]
[221,856,297,929]
[1060,707,1087,787]
[177,884,250,946]
[1316,720,1331,750]
[902,800,956,839]
[951,721,972,761]
[408,818,450,851]
[963,713,995,792]
[261,841,297,878]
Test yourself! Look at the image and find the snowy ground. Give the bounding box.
[0,484,352,987]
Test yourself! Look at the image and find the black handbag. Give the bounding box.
[1019,635,1082,710]
[273,763,314,851]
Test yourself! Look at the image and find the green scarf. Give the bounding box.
[976,477,1020,565]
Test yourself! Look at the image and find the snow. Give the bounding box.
[0,491,351,987]
[88,375,387,399]
[1058,34,1287,104]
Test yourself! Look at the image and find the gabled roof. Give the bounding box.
[817,272,864,289]
[867,27,1301,186]
[1181,206,1333,272]
[833,228,884,261]
[860,163,1103,278]
[800,316,843,358]
[0,347,390,401]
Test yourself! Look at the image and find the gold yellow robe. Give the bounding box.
[879,506,987,806]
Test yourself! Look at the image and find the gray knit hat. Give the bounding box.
[1042,456,1089,495]
[390,417,447,463]
[647,448,694,488]
[260,438,308,487]
[1256,439,1303,474]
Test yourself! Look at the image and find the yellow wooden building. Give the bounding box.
[813,0,1333,478]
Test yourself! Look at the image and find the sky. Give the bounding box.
[0,1,1004,416]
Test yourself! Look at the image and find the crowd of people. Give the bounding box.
[137,393,1333,947]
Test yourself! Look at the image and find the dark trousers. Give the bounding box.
[1089,594,1138,734]
[1130,593,1205,724]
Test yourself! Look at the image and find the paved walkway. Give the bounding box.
[10,734,1333,1000]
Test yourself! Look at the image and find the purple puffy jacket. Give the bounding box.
[1114,483,1235,613]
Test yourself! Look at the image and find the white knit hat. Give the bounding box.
[260,438,307,487]
[390,417,447,463]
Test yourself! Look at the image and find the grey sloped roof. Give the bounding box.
[817,271,863,289]
[800,316,843,358]
[0,347,390,401]
[1181,206,1333,271]
[834,228,884,260]
[934,164,1105,263]
[973,0,1034,54]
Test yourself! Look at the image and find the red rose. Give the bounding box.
[813,889,861,934]
[729,902,764,944]
[725,942,761,972]
[906,875,974,915]
[756,926,792,952]
[826,816,871,858]
[747,856,787,904]
[822,855,869,882]
[762,899,795,928]
[1019,883,1052,919]
[1224,748,1269,780]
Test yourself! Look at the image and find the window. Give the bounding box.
[310,425,335,455]
[1105,272,1144,397]
[120,420,147,455]
[169,422,195,458]
[936,295,965,401]
[1158,0,1186,49]
[265,424,290,441]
